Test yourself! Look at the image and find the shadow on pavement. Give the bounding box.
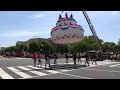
[50,64,87,70]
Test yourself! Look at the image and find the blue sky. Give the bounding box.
[0,11,119,47]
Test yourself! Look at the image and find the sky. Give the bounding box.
[0,11,119,48]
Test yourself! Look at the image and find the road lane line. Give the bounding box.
[60,72,93,79]
[82,68,120,73]
[0,68,14,79]
[110,64,120,67]
[8,67,32,78]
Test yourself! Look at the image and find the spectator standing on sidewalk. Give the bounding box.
[118,53,120,61]
[12,51,15,58]
[113,53,117,61]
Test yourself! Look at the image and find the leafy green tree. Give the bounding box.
[16,44,28,52]
[28,41,39,54]
[102,42,116,52]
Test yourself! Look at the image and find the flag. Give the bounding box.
[65,13,68,18]
[70,14,73,18]
[59,14,62,19]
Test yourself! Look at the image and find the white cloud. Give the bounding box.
[0,28,52,38]
[28,11,61,20]
[48,11,59,14]
[0,31,40,38]
[28,13,45,20]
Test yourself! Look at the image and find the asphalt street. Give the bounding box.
[0,57,120,79]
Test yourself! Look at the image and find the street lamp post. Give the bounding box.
[40,44,43,53]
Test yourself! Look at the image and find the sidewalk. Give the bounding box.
[0,57,30,60]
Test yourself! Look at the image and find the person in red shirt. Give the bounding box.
[32,52,37,67]
[37,52,42,68]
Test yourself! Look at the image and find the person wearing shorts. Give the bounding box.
[32,52,37,67]
[37,52,42,68]
[45,52,52,69]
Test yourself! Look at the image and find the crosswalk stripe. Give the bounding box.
[8,67,32,79]
[26,65,43,70]
[46,70,60,74]
[0,68,14,79]
[17,66,47,76]
[17,66,31,71]
[59,69,71,72]
[29,71,48,76]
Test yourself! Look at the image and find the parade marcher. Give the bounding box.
[45,52,52,69]
[73,52,77,69]
[37,52,42,68]
[92,53,97,64]
[92,53,97,65]
[65,53,69,64]
[84,52,90,66]
[32,52,37,67]
[77,53,82,63]
[53,53,58,64]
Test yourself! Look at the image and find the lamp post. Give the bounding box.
[40,44,43,53]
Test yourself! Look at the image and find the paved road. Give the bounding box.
[0,57,86,67]
[0,57,120,79]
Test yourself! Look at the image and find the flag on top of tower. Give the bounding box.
[70,14,73,19]
[59,14,62,19]
[65,12,68,18]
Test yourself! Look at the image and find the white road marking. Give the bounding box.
[46,70,60,74]
[17,66,31,71]
[8,67,32,78]
[82,68,120,73]
[59,69,71,72]
[0,68,14,79]
[110,64,120,67]
[29,71,47,76]
[17,66,47,76]
[60,72,93,79]
[81,62,119,69]
[27,65,43,70]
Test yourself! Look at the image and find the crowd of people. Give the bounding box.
[31,51,95,69]
[30,51,120,69]
[2,49,120,69]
